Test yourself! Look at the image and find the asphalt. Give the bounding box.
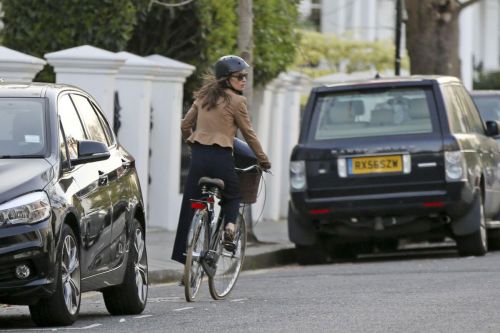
[146,218,296,284]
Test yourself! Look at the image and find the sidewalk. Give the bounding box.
[146,219,296,284]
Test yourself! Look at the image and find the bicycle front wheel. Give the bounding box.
[184,209,207,302]
[208,213,247,300]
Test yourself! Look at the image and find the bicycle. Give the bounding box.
[183,164,262,302]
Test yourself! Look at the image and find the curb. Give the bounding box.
[148,247,296,285]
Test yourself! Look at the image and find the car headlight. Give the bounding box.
[0,191,51,226]
[290,160,307,191]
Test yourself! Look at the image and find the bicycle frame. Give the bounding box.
[190,186,225,278]
[184,164,258,301]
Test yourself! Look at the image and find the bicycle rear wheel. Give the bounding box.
[184,209,207,302]
[208,213,247,300]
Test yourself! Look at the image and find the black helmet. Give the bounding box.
[214,55,249,79]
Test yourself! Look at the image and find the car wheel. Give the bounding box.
[29,224,81,327]
[455,194,487,257]
[296,243,327,265]
[103,218,148,315]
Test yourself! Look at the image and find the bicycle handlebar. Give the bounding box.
[235,164,261,173]
[235,164,272,174]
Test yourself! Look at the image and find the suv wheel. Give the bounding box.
[456,194,487,256]
[29,224,81,326]
[103,218,148,314]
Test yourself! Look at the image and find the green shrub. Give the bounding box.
[474,71,500,90]
[1,0,137,82]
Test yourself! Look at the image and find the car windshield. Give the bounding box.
[0,98,47,158]
[472,95,500,122]
[309,87,435,141]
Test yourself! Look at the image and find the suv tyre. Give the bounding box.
[455,194,488,256]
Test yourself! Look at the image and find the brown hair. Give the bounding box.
[194,74,231,110]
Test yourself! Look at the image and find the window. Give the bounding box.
[70,94,108,145]
[58,94,86,159]
[90,101,115,146]
[454,86,484,134]
[0,98,47,157]
[59,128,67,161]
[442,86,468,134]
[309,87,434,141]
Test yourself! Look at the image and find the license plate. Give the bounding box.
[348,155,403,175]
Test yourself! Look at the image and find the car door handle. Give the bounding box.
[98,171,108,186]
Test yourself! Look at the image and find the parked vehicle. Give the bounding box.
[288,76,500,264]
[471,90,500,123]
[0,83,148,326]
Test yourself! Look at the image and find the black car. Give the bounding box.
[288,76,500,264]
[0,83,148,326]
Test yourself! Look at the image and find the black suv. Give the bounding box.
[0,83,147,326]
[288,76,500,264]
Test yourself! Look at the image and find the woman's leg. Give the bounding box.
[171,148,203,264]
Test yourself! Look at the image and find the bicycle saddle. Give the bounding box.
[198,177,225,190]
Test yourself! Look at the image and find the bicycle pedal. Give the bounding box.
[223,241,237,253]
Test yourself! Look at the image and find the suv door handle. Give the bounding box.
[98,171,108,186]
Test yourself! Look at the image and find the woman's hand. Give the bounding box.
[259,160,271,170]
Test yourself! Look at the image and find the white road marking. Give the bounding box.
[147,296,182,303]
[119,318,126,323]
[66,323,103,330]
[173,307,194,312]
[230,298,247,302]
[134,314,153,319]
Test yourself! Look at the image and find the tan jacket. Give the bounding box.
[181,89,270,165]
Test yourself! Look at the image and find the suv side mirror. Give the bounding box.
[485,120,500,137]
[71,140,110,166]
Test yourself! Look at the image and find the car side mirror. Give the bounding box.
[485,120,500,137]
[71,140,110,166]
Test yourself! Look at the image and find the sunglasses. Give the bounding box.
[231,73,248,81]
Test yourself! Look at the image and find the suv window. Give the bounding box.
[70,94,109,146]
[443,86,468,134]
[59,94,86,159]
[455,86,484,134]
[308,87,434,141]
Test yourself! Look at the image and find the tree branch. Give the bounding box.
[459,0,482,10]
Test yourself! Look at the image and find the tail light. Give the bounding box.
[290,160,307,191]
[191,202,206,209]
[444,151,467,181]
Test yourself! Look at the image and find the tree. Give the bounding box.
[404,0,481,77]
[1,0,138,82]
[292,30,402,78]
[129,0,299,93]
[253,0,299,86]
[127,0,238,100]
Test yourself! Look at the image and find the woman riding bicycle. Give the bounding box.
[171,55,271,266]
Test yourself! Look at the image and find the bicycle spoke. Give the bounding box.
[184,210,207,302]
[208,214,247,300]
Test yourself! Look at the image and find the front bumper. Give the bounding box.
[0,219,56,305]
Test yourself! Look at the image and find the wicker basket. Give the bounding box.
[238,169,262,204]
